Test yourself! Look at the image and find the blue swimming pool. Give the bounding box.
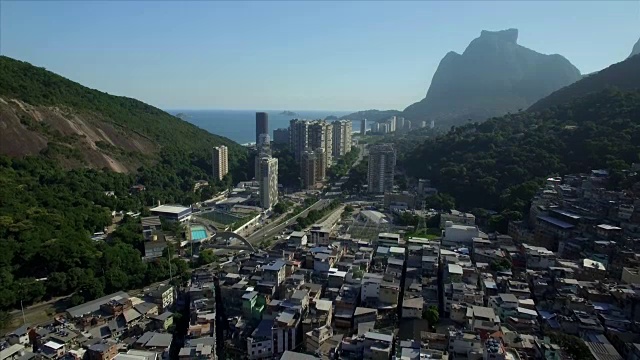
[190,225,207,242]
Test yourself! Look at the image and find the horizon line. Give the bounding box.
[164,108,360,113]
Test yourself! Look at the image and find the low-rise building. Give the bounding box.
[442,224,480,246]
[440,210,476,228]
[146,284,174,312]
[288,231,308,247]
[309,226,331,246]
[247,319,274,360]
[87,340,118,360]
[150,204,192,222]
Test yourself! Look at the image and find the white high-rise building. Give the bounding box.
[255,134,272,180]
[212,145,229,181]
[258,156,278,209]
[331,120,352,157]
[388,116,397,132]
[367,144,396,193]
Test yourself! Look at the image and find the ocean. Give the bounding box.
[167,109,360,145]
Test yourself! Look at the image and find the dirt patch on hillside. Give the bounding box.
[0,98,159,172]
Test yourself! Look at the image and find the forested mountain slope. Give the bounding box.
[405,89,640,218]
[0,56,250,326]
[0,56,247,175]
[529,55,640,111]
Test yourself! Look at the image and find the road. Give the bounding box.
[247,199,332,244]
[354,143,365,166]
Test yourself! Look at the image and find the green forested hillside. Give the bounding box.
[0,56,250,182]
[405,89,640,225]
[0,56,250,326]
[529,55,640,111]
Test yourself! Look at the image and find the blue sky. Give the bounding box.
[1,1,639,111]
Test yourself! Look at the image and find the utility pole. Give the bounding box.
[168,244,173,283]
[21,300,26,324]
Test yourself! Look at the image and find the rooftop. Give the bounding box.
[499,293,518,303]
[597,224,622,231]
[583,259,606,271]
[263,260,286,271]
[537,215,574,229]
[472,306,496,320]
[354,307,377,316]
[144,333,173,348]
[360,210,388,224]
[242,291,258,300]
[314,299,332,312]
[141,216,161,227]
[378,232,401,239]
[67,291,129,318]
[216,197,248,205]
[389,246,405,254]
[364,331,393,343]
[150,204,191,214]
[251,319,274,338]
[44,341,64,350]
[447,264,463,275]
[280,351,320,360]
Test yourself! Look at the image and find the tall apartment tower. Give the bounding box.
[300,148,327,189]
[255,134,271,178]
[360,118,367,135]
[212,145,229,181]
[314,148,326,182]
[308,121,332,167]
[258,156,279,209]
[301,150,317,189]
[332,120,352,157]
[273,128,289,145]
[367,144,396,193]
[256,112,269,145]
[289,119,310,162]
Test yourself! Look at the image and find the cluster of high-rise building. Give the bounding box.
[370,116,412,134]
[288,119,354,189]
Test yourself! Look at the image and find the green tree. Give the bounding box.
[490,258,512,272]
[197,249,218,267]
[549,332,594,360]
[273,202,287,215]
[422,305,439,329]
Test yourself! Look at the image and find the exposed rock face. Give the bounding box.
[403,29,581,126]
[630,37,640,58]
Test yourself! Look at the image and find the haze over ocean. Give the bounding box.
[167,110,357,144]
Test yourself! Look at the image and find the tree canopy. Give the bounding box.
[404,90,640,220]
